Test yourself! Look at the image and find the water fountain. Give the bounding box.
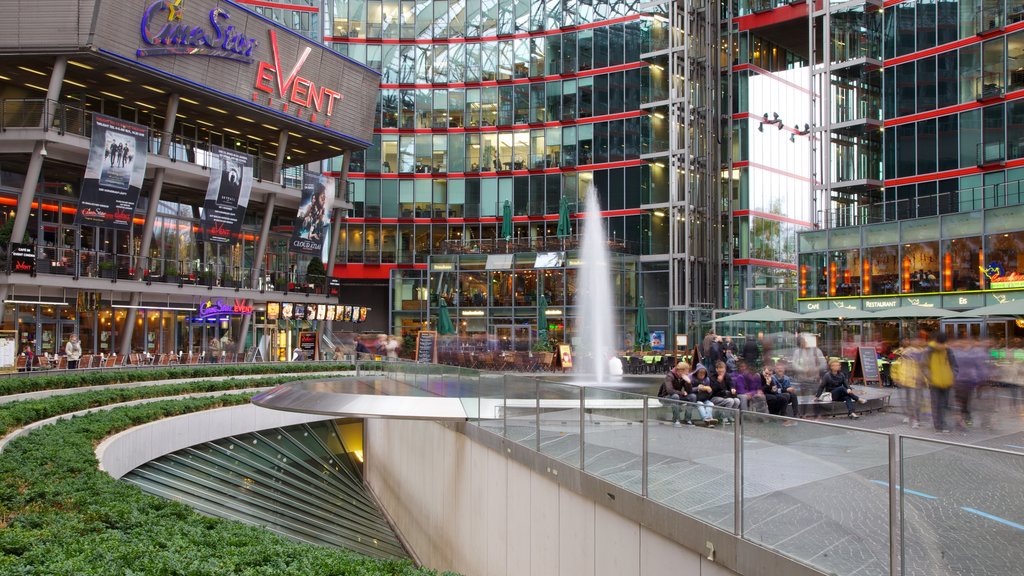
[575,184,616,383]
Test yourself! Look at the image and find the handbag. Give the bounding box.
[818,392,833,403]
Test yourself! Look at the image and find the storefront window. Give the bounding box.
[863,245,900,295]
[798,252,827,298]
[943,236,982,291]
[828,249,861,296]
[984,230,1024,289]
[901,241,940,293]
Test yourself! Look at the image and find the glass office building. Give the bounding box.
[315,0,723,349]
[793,0,1024,344]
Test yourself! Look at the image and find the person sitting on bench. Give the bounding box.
[816,359,866,419]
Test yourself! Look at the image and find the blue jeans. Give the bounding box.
[668,393,696,422]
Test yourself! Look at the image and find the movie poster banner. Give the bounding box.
[77,114,149,229]
[202,146,253,244]
[290,172,335,255]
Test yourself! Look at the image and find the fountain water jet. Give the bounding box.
[575,184,616,384]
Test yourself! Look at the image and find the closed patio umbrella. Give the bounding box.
[556,196,571,238]
[635,297,650,350]
[537,294,548,342]
[436,298,456,335]
[500,200,513,239]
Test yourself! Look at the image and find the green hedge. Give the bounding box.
[0,396,451,575]
[0,362,373,396]
[0,375,299,437]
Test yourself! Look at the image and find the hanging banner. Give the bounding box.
[77,114,149,230]
[202,146,253,244]
[290,173,334,255]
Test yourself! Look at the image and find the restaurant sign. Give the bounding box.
[199,298,253,317]
[862,298,900,310]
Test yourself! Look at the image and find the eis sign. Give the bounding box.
[137,0,343,128]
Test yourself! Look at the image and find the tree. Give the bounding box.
[306,257,326,291]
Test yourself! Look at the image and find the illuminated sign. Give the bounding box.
[199,298,253,317]
[253,30,343,126]
[138,0,259,62]
[11,243,35,274]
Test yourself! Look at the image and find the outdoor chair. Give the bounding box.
[78,355,93,369]
[56,356,67,370]
[628,356,644,374]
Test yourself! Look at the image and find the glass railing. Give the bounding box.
[0,246,331,295]
[374,358,1024,576]
[0,98,304,189]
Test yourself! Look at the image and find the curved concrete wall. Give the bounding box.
[96,404,333,479]
[365,419,741,576]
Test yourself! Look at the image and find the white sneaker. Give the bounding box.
[673,421,682,428]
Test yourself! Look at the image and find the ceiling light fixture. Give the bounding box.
[24,83,48,92]
[222,127,240,134]
[112,304,195,311]
[179,97,199,105]
[105,73,131,82]
[236,115,254,122]
[134,101,156,109]
[100,91,124,100]
[17,66,46,76]
[196,119,214,126]
[142,85,166,94]
[63,78,87,88]
[67,60,94,70]
[5,299,69,306]
[209,106,228,113]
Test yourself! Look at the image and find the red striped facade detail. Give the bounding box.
[377,61,646,90]
[733,258,799,270]
[732,63,813,95]
[884,157,1024,187]
[884,87,1024,128]
[733,2,809,32]
[350,159,647,178]
[732,209,815,228]
[884,20,1024,68]
[732,160,813,183]
[331,263,425,280]
[324,14,641,45]
[234,0,321,12]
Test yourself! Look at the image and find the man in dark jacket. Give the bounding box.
[742,337,760,368]
[659,363,696,426]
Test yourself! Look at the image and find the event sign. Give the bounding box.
[202,146,253,244]
[77,114,148,230]
[11,244,35,274]
[199,298,253,317]
[328,277,341,298]
[290,173,335,255]
[299,331,317,359]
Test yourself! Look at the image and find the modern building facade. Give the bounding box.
[0,0,380,361]
[794,0,1024,345]
[309,0,722,351]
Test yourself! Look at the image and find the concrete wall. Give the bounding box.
[97,404,333,479]
[365,419,738,576]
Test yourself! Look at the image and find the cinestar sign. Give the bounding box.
[252,30,343,126]
[138,0,259,62]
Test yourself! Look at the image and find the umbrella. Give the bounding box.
[537,294,548,342]
[711,306,804,323]
[556,196,571,238]
[869,305,958,319]
[436,298,456,335]
[500,200,513,239]
[801,307,877,321]
[955,298,1024,317]
[635,297,650,349]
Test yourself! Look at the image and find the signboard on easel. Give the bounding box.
[416,331,438,363]
[851,346,880,384]
[557,344,573,369]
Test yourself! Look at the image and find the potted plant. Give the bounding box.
[98,260,115,279]
[306,257,326,294]
[532,337,554,367]
[163,262,178,284]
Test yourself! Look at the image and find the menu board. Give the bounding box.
[299,331,317,360]
[416,331,438,363]
[852,347,880,383]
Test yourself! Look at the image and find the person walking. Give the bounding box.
[923,332,958,432]
[208,337,221,363]
[385,336,400,359]
[65,334,82,370]
[891,338,925,428]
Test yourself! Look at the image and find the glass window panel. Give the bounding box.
[901,241,941,293]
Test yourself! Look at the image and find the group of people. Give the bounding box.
[331,334,400,360]
[659,358,807,427]
[891,332,990,432]
[19,335,83,372]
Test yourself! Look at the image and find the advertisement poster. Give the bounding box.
[266,302,280,321]
[651,330,666,351]
[290,172,335,255]
[325,305,336,321]
[77,114,148,230]
[281,303,293,320]
[292,304,305,320]
[299,331,318,360]
[201,146,253,244]
[558,344,573,368]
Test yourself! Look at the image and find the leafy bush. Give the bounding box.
[0,362,363,397]
[0,397,451,575]
[0,375,298,437]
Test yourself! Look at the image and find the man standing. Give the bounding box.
[65,334,82,370]
[923,332,957,432]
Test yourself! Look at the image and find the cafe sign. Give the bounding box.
[199,298,253,317]
[11,243,35,274]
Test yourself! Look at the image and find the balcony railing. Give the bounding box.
[0,98,304,189]
[0,246,331,296]
[818,180,1024,228]
[438,235,641,255]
